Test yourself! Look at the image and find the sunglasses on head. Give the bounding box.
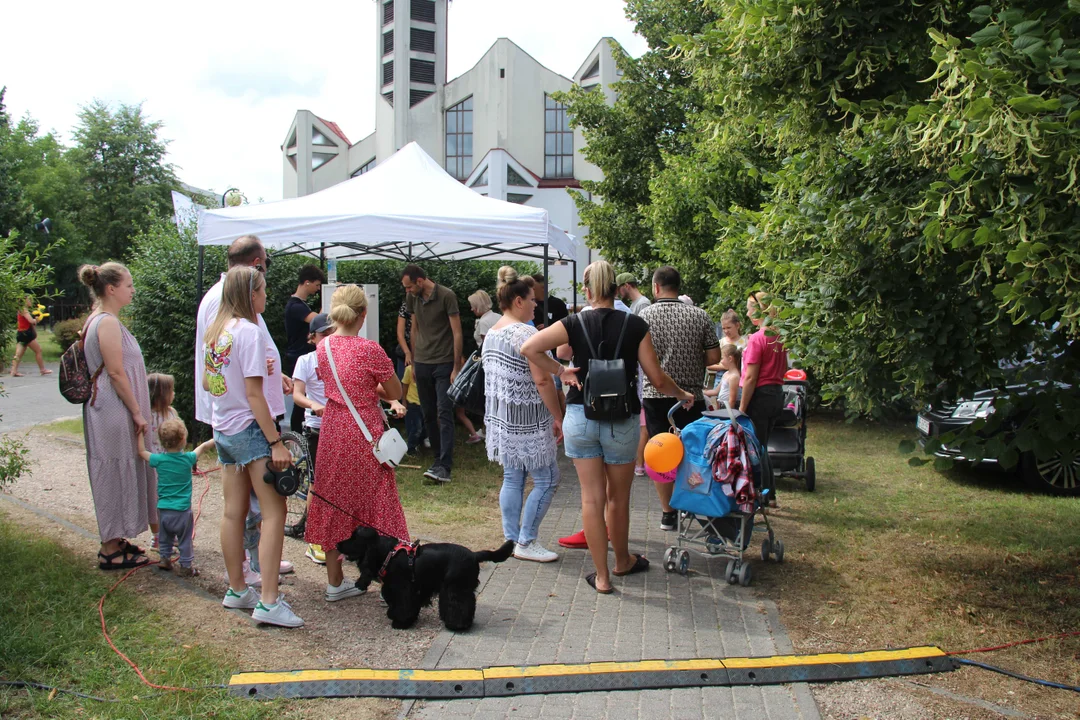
[254,256,272,273]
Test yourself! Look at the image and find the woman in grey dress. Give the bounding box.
[79,262,156,570]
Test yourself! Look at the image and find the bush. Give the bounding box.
[52,316,84,352]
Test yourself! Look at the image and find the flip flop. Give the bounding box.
[40,369,53,375]
[10,372,25,377]
[585,572,614,594]
[612,554,650,577]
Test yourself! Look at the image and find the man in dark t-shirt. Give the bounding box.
[531,275,569,329]
[283,264,325,431]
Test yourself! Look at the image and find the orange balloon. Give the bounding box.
[644,432,684,474]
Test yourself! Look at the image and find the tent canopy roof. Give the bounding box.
[197,143,576,262]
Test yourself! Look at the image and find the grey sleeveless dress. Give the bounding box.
[82,312,157,542]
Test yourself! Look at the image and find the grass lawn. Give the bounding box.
[2,327,63,366]
[0,515,284,719]
[764,415,1079,714]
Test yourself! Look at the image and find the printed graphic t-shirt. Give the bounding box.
[205,318,268,436]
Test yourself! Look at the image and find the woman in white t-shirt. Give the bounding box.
[203,266,299,628]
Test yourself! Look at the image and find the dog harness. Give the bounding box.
[379,540,420,580]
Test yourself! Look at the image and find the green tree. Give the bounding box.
[572,0,1080,480]
[0,88,35,238]
[69,100,177,262]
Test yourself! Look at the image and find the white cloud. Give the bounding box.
[1,0,647,204]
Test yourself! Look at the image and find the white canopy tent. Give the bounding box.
[196,142,577,263]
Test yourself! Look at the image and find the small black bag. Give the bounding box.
[576,311,633,422]
[447,351,485,415]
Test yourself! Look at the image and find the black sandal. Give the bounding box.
[585,572,614,594]
[612,554,650,577]
[98,548,152,571]
[119,539,146,556]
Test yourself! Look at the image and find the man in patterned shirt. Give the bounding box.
[640,266,722,531]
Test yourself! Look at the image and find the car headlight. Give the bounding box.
[951,400,995,419]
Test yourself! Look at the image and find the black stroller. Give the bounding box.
[766,369,815,491]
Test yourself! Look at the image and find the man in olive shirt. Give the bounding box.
[401,264,463,484]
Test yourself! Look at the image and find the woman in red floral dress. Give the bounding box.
[305,284,409,602]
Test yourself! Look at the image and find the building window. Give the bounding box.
[352,158,376,177]
[409,89,434,107]
[382,60,394,86]
[411,59,435,85]
[445,97,473,180]
[582,58,600,80]
[411,28,435,53]
[383,91,394,107]
[507,193,532,204]
[312,152,335,171]
[507,166,531,187]
[470,167,488,187]
[383,30,394,56]
[411,0,435,22]
[383,0,393,24]
[544,94,573,178]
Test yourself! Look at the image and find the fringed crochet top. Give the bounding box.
[481,322,557,471]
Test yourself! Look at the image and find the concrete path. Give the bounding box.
[0,362,77,432]
[406,456,819,720]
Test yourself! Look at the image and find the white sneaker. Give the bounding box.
[325,581,365,602]
[222,586,259,609]
[252,594,304,628]
[423,438,431,448]
[223,560,262,588]
[279,560,294,574]
[514,541,559,563]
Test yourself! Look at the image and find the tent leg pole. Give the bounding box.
[196,245,205,308]
[320,243,326,272]
[572,259,577,312]
[543,246,549,328]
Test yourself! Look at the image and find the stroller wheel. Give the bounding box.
[761,538,772,562]
[724,560,738,584]
[805,457,816,492]
[773,538,785,563]
[738,562,753,587]
[664,547,677,573]
[678,550,690,575]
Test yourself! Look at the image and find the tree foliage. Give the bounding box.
[568,0,1080,467]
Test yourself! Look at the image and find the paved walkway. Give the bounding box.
[406,456,819,720]
[0,362,76,432]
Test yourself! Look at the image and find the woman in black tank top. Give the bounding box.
[522,261,693,594]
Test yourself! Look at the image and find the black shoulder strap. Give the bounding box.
[575,312,600,359]
[612,311,631,357]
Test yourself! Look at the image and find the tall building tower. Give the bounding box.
[376,0,448,153]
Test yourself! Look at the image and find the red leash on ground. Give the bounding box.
[946,630,1080,657]
[98,466,220,691]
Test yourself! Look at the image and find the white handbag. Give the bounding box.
[324,336,408,469]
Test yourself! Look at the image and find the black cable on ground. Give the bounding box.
[955,658,1080,693]
[0,680,116,703]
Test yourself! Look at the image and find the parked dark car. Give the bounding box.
[916,381,1079,496]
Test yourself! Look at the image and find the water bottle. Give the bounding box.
[327,258,338,285]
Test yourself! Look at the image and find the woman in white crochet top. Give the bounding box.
[482,267,567,563]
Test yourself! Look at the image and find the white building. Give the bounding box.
[281,0,622,298]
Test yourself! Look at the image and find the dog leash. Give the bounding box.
[308,489,410,545]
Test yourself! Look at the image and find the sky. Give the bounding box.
[1,0,649,204]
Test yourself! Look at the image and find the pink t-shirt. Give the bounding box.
[205,319,268,436]
[742,329,787,387]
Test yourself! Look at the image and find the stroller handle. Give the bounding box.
[667,401,683,432]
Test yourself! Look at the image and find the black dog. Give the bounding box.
[338,526,514,632]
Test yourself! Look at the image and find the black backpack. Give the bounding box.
[575,311,633,422]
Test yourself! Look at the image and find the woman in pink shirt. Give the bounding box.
[739,291,788,503]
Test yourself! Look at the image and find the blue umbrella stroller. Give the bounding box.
[662,403,783,587]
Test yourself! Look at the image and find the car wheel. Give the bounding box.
[1020,450,1080,496]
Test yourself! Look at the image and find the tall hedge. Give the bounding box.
[127,219,535,436]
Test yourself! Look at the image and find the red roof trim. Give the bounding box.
[316,116,352,146]
[537,178,582,189]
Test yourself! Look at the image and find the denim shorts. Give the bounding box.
[214,420,271,468]
[562,404,639,465]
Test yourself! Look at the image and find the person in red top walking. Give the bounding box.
[739,291,788,504]
[305,284,408,604]
[10,296,52,377]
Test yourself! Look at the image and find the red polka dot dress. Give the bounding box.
[304,334,410,547]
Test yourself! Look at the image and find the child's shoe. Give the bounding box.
[306,544,327,565]
[176,565,200,578]
[158,558,173,572]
